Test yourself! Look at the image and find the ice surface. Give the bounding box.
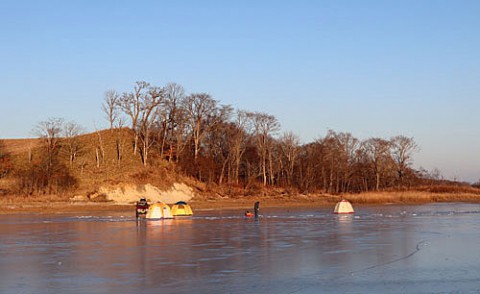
[1,203,480,293]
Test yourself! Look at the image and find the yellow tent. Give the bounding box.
[333,200,354,214]
[146,202,174,219]
[171,201,193,216]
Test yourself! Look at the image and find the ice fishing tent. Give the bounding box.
[171,201,193,216]
[146,202,174,219]
[333,200,354,214]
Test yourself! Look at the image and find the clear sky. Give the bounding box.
[1,0,480,182]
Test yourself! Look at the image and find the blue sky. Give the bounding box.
[1,0,480,182]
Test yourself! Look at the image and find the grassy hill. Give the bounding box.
[0,129,198,199]
[3,138,40,155]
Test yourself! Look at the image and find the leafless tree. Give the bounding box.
[296,141,322,193]
[364,138,394,191]
[333,131,359,192]
[183,93,226,162]
[230,110,249,184]
[159,83,186,160]
[318,134,339,193]
[390,135,419,186]
[113,117,127,166]
[35,118,64,177]
[94,126,105,168]
[248,112,280,186]
[202,110,249,185]
[138,86,165,166]
[117,81,150,155]
[102,89,120,130]
[0,140,12,179]
[350,144,371,192]
[62,121,84,168]
[159,104,188,164]
[204,121,232,185]
[279,131,300,186]
[32,118,67,193]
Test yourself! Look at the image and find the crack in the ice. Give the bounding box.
[287,240,429,294]
[350,239,429,275]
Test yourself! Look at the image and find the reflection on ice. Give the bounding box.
[335,214,354,222]
[145,218,174,226]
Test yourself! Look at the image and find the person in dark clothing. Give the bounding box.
[136,197,149,218]
[254,201,260,219]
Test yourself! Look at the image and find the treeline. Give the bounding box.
[100,81,423,193]
[0,81,440,196]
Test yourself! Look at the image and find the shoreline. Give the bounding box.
[2,191,480,214]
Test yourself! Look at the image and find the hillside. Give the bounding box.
[0,129,202,203]
[3,138,40,155]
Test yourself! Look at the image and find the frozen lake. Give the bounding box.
[1,203,480,293]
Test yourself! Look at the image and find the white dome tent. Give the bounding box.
[333,199,355,214]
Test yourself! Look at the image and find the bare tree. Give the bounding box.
[102,89,120,130]
[364,138,394,191]
[172,107,189,163]
[118,81,150,155]
[94,127,105,168]
[333,131,359,192]
[204,121,232,185]
[159,83,185,160]
[138,86,165,166]
[33,118,65,193]
[35,118,64,177]
[390,135,419,187]
[183,93,225,162]
[248,112,280,186]
[113,117,127,166]
[230,110,249,184]
[0,140,12,179]
[318,133,340,193]
[296,141,323,193]
[63,121,84,168]
[279,131,300,186]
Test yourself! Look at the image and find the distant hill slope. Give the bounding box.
[3,138,40,155]
[0,129,201,201]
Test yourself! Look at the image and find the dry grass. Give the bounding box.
[416,185,480,195]
[185,190,480,210]
[343,191,480,204]
[2,190,480,214]
[2,138,40,155]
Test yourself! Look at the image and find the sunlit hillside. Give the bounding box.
[3,138,40,155]
[0,129,193,197]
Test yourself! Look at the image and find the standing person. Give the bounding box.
[136,197,149,218]
[254,201,260,219]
